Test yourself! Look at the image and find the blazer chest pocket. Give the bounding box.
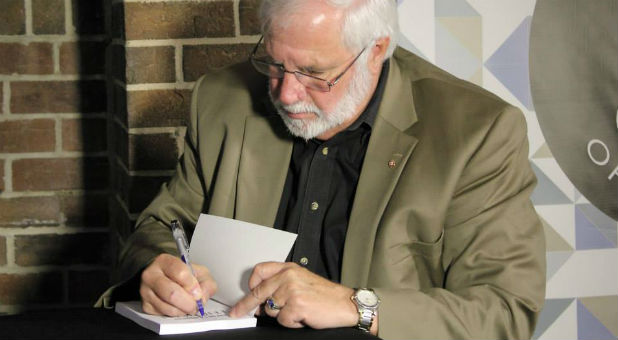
[390,231,445,289]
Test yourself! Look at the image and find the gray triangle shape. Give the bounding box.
[530,163,573,205]
[436,0,480,17]
[532,298,575,339]
[546,251,573,280]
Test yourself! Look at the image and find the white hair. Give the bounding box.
[259,0,399,60]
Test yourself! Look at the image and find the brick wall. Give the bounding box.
[0,0,110,313]
[0,0,262,314]
[110,0,262,259]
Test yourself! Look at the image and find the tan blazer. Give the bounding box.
[103,48,546,339]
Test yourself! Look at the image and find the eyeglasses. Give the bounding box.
[249,36,366,92]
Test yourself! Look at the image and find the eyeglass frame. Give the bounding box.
[249,35,367,92]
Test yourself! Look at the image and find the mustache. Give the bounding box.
[273,100,323,117]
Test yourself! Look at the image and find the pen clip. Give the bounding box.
[171,220,190,254]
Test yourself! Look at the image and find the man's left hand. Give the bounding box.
[229,262,358,329]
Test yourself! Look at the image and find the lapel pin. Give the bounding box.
[388,160,396,168]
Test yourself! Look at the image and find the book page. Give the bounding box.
[115,301,256,335]
[189,214,297,307]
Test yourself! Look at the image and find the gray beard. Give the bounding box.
[269,55,373,141]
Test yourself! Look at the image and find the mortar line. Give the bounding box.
[24,0,33,36]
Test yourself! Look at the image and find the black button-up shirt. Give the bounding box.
[274,61,390,282]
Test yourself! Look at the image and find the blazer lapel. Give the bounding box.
[341,58,419,287]
[235,115,293,227]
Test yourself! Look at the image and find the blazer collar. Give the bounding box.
[341,55,420,287]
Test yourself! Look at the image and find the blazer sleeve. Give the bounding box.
[96,76,209,307]
[374,106,546,339]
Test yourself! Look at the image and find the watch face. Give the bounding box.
[357,290,378,307]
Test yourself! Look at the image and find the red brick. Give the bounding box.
[72,0,105,34]
[0,43,54,75]
[128,133,178,171]
[126,46,175,84]
[0,196,61,227]
[12,157,108,191]
[0,160,4,191]
[15,233,110,266]
[32,0,65,34]
[61,118,107,152]
[0,119,56,153]
[239,0,262,35]
[183,44,255,81]
[124,1,234,40]
[58,192,108,227]
[127,90,190,128]
[0,272,63,304]
[0,236,6,265]
[11,80,106,114]
[68,269,110,304]
[60,41,106,75]
[0,0,25,35]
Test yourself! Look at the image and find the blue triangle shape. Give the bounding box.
[576,204,617,246]
[485,16,534,110]
[577,300,616,340]
[575,207,614,250]
[530,163,573,205]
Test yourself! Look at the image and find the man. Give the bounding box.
[99,0,546,338]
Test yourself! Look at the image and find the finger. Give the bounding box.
[193,264,218,299]
[277,309,305,329]
[140,285,188,317]
[160,256,202,296]
[148,272,200,315]
[230,276,281,318]
[248,262,295,290]
[263,295,283,318]
[230,263,298,318]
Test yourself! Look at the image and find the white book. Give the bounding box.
[115,214,297,335]
[115,300,256,335]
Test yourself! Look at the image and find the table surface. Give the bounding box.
[0,307,380,340]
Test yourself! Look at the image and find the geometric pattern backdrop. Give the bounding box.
[397,1,618,339]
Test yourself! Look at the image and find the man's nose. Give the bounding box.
[275,72,306,105]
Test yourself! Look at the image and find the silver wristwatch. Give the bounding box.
[351,288,380,332]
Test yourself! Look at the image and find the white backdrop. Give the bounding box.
[397,1,618,339]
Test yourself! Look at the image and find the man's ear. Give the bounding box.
[368,36,390,75]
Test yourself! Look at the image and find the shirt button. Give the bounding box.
[322,147,329,156]
[299,257,309,266]
[310,201,319,210]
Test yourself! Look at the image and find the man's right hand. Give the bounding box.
[140,253,218,316]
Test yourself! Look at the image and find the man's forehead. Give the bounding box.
[269,1,344,37]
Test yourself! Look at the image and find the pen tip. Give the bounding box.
[197,300,205,317]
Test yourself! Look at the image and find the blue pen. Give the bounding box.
[171,219,205,318]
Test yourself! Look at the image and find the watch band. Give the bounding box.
[357,308,376,332]
[352,288,379,332]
